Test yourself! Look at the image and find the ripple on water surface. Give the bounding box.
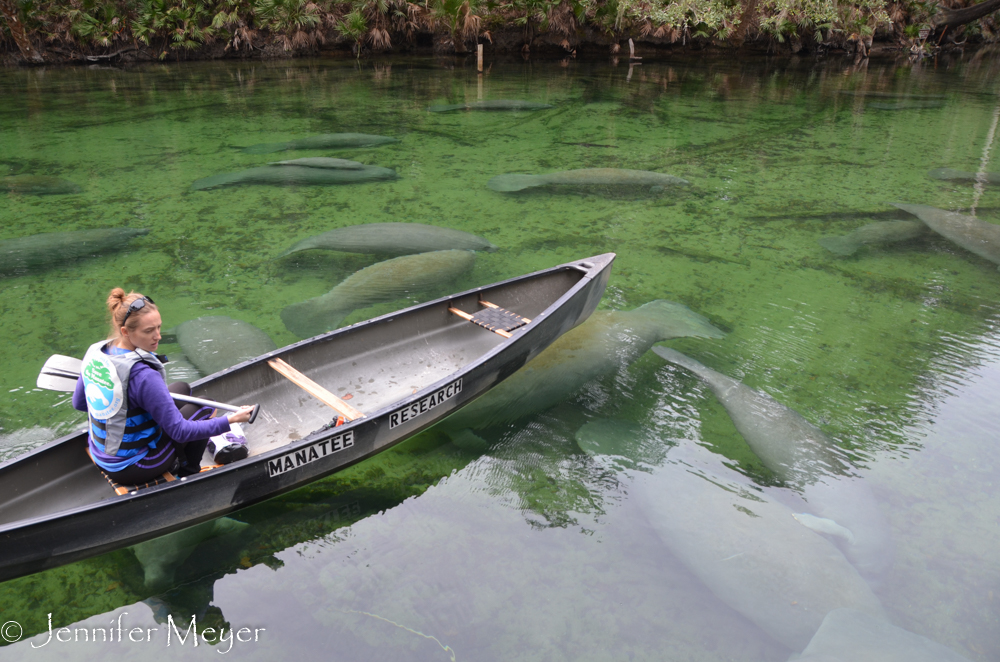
[1,56,999,661]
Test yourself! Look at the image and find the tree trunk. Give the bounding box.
[452,29,468,53]
[730,0,760,48]
[0,0,44,63]
[931,0,1000,30]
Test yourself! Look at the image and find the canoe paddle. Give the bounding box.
[37,354,260,424]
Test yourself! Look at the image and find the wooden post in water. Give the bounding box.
[477,43,484,100]
[628,38,642,60]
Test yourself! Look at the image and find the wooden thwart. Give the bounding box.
[267,358,365,421]
[449,300,532,338]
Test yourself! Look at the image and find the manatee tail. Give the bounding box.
[280,300,348,339]
[276,238,316,258]
[190,171,246,191]
[427,103,468,112]
[818,235,860,256]
[241,142,290,155]
[889,202,928,219]
[652,346,713,379]
[487,174,541,192]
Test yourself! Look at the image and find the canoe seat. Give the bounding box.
[87,448,177,496]
[449,300,531,338]
[99,468,176,496]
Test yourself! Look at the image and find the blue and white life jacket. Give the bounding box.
[80,340,167,459]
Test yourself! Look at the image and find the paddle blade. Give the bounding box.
[37,354,83,392]
[43,354,83,374]
[37,370,78,392]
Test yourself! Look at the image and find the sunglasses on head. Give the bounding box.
[121,295,155,328]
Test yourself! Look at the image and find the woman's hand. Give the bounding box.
[227,405,256,424]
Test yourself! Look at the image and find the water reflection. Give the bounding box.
[1,53,999,659]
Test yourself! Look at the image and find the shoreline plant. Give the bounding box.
[0,0,998,63]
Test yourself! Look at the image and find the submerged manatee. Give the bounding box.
[488,168,689,192]
[0,227,148,276]
[621,441,885,652]
[428,100,553,112]
[818,220,929,256]
[575,419,670,470]
[279,222,498,258]
[2,174,81,195]
[268,157,365,169]
[190,164,398,191]
[867,101,945,110]
[653,347,893,583]
[163,352,202,382]
[436,301,723,446]
[241,133,399,155]
[0,426,58,463]
[928,167,1000,185]
[174,316,277,376]
[131,517,249,589]
[280,250,477,338]
[796,608,973,661]
[892,202,1000,267]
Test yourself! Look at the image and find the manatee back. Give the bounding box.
[175,316,277,375]
[282,250,478,338]
[332,249,476,305]
[269,157,365,169]
[1,175,81,195]
[281,222,496,257]
[0,228,149,273]
[539,168,689,187]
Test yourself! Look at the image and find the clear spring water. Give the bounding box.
[0,52,999,660]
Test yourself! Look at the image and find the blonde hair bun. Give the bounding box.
[105,288,157,340]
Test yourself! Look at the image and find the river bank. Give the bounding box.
[0,28,957,67]
[2,0,995,67]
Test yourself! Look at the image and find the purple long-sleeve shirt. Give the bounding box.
[72,360,231,444]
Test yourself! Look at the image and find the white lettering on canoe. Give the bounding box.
[388,378,463,430]
[267,430,354,478]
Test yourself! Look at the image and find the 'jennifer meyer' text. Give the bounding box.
[30,612,264,654]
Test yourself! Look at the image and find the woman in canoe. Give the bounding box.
[72,288,255,483]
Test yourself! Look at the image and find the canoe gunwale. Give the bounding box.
[0,253,614,582]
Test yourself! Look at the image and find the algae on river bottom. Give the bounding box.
[1,55,999,661]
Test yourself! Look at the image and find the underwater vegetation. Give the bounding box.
[1,55,999,662]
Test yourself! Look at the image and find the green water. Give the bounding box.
[1,54,999,660]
